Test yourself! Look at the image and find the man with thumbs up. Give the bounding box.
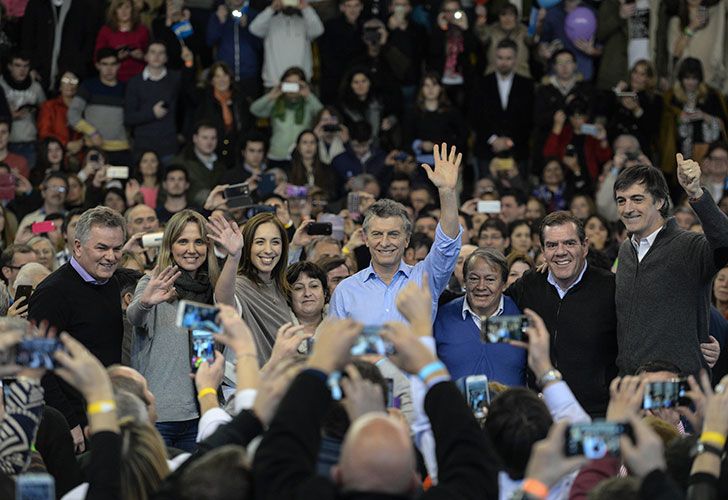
[613,154,728,377]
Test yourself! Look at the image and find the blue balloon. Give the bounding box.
[565,7,597,43]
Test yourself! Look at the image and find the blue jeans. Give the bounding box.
[155,419,199,453]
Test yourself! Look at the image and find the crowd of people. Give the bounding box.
[0,0,728,499]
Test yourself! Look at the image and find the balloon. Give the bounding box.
[565,7,597,43]
[539,0,562,9]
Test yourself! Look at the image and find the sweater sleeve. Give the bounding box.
[248,7,274,38]
[67,94,95,136]
[0,378,44,477]
[249,94,276,118]
[126,275,153,330]
[301,6,324,39]
[124,79,156,127]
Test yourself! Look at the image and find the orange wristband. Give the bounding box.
[522,478,549,499]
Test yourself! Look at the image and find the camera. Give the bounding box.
[643,378,691,410]
[481,315,529,343]
[565,422,633,459]
[176,300,221,333]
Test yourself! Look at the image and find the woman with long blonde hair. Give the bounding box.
[128,209,219,452]
[120,419,171,500]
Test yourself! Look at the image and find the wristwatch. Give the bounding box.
[691,441,724,459]
[537,369,562,389]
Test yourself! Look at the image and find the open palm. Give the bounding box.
[421,143,461,191]
[207,216,244,256]
[141,265,181,307]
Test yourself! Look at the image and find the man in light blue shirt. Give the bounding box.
[329,144,463,324]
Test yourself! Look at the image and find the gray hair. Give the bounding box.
[74,207,127,245]
[15,263,51,289]
[114,389,149,423]
[362,199,412,236]
[349,174,378,193]
[0,316,30,335]
[463,248,509,283]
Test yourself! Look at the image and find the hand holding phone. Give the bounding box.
[31,221,56,234]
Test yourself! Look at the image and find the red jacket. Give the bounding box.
[37,96,81,146]
[543,124,613,181]
[94,25,149,82]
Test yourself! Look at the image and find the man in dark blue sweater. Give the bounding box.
[125,41,194,163]
[434,248,526,385]
[29,206,126,454]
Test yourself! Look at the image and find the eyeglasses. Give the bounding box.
[61,76,79,85]
[47,186,67,193]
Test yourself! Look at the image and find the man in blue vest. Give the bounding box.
[434,248,526,385]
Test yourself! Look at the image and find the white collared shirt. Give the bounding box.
[195,150,218,171]
[496,72,514,110]
[461,295,504,330]
[630,225,663,262]
[547,261,588,299]
[142,66,167,82]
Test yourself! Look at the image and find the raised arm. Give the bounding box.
[207,216,244,307]
[421,143,462,239]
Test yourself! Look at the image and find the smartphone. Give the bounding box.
[481,315,529,343]
[642,378,691,410]
[306,222,332,236]
[88,152,100,163]
[244,205,277,219]
[347,192,361,215]
[258,172,277,197]
[477,201,502,214]
[492,157,515,172]
[17,103,38,113]
[453,10,465,20]
[323,124,341,133]
[224,183,253,208]
[350,326,396,356]
[385,378,401,409]
[14,338,64,370]
[176,300,221,333]
[141,232,163,248]
[16,472,55,500]
[31,221,56,234]
[465,374,490,419]
[319,214,345,241]
[191,330,215,370]
[282,0,298,8]
[106,166,129,179]
[615,91,638,98]
[281,82,300,93]
[580,124,600,137]
[565,422,633,459]
[394,151,409,161]
[565,144,577,157]
[14,285,33,304]
[286,185,309,199]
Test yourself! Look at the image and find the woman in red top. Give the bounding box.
[95,0,150,82]
[37,71,83,155]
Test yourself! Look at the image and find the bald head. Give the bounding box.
[15,263,51,289]
[107,365,158,423]
[334,414,417,495]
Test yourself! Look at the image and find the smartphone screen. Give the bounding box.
[350,326,396,356]
[465,375,490,418]
[16,473,55,500]
[191,330,215,370]
[642,379,691,410]
[258,173,277,197]
[565,422,632,459]
[481,315,529,343]
[15,338,64,369]
[176,300,221,333]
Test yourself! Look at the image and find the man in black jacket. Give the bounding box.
[506,211,617,417]
[253,316,497,500]
[471,38,534,175]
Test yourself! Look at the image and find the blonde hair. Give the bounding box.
[120,420,170,500]
[156,210,219,285]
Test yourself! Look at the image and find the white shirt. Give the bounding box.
[142,66,167,82]
[496,72,514,110]
[194,150,218,171]
[547,261,588,299]
[461,295,504,330]
[630,225,663,262]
